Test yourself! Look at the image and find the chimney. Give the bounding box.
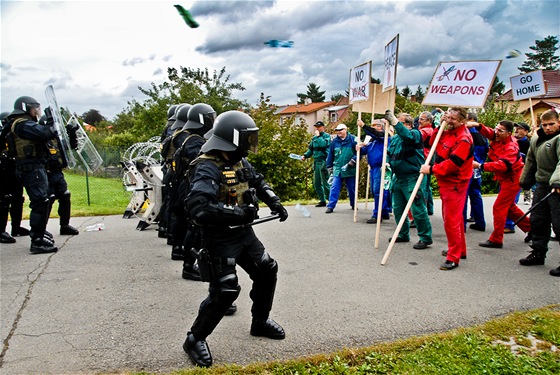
[304,98,312,105]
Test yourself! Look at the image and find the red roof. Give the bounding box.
[499,70,560,100]
[279,101,335,115]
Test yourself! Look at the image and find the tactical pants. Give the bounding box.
[0,162,25,232]
[529,183,560,257]
[391,175,432,242]
[488,177,531,245]
[440,181,469,262]
[190,228,277,340]
[47,169,71,226]
[463,176,486,228]
[312,160,330,204]
[16,166,50,240]
[369,166,391,219]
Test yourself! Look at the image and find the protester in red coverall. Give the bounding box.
[420,107,473,270]
[471,120,531,249]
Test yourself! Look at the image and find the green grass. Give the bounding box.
[123,305,560,375]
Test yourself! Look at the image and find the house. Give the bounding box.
[498,70,560,125]
[277,97,351,134]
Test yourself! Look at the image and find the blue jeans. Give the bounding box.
[370,167,391,218]
[463,176,485,229]
[327,175,356,209]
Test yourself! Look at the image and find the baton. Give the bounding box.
[513,191,554,226]
[229,214,280,229]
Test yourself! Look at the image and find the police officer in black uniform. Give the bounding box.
[7,96,58,254]
[39,113,80,235]
[0,111,30,243]
[182,111,288,367]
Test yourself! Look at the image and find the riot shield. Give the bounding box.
[65,113,103,172]
[45,85,77,169]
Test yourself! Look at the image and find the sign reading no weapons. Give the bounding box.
[422,60,501,108]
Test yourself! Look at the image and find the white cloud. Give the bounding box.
[1,0,559,119]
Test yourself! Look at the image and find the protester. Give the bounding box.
[421,107,473,270]
[182,111,288,367]
[385,111,432,249]
[418,111,435,216]
[464,113,488,232]
[471,120,531,248]
[302,121,331,207]
[357,119,391,223]
[518,109,560,277]
[325,124,357,213]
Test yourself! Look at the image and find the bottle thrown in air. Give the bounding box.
[289,153,304,160]
[295,203,311,218]
[85,223,105,231]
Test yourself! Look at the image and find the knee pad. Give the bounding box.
[216,273,241,303]
[48,194,56,204]
[58,190,71,203]
[257,252,278,274]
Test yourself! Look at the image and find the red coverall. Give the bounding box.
[431,125,473,263]
[477,124,531,244]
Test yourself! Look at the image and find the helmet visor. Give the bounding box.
[233,127,259,154]
[201,111,217,128]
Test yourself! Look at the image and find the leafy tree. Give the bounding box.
[401,85,411,99]
[330,93,345,102]
[414,85,425,102]
[490,76,505,96]
[519,35,560,73]
[81,109,106,125]
[296,82,326,103]
[248,94,312,200]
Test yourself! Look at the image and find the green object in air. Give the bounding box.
[174,4,199,28]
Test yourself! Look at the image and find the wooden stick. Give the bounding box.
[375,121,390,248]
[365,164,370,209]
[528,97,535,130]
[353,112,362,222]
[381,120,447,265]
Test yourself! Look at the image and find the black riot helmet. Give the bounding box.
[0,111,10,125]
[171,103,192,130]
[167,104,179,120]
[185,103,216,132]
[11,96,41,116]
[201,111,258,157]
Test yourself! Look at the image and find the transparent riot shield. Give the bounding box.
[65,114,103,172]
[45,85,76,168]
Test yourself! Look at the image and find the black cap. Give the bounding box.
[515,122,530,131]
[314,121,325,127]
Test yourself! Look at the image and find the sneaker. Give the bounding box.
[325,208,333,214]
[11,227,30,237]
[503,228,516,234]
[519,252,545,266]
[171,246,184,261]
[315,201,327,207]
[389,237,409,243]
[440,260,459,270]
[550,266,560,277]
[225,302,237,316]
[182,263,202,281]
[479,240,503,249]
[0,232,16,244]
[30,238,58,254]
[367,216,380,224]
[250,318,285,339]
[60,224,79,235]
[183,332,212,367]
[413,240,433,250]
[469,223,485,231]
[441,250,467,259]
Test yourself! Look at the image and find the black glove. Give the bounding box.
[241,204,258,223]
[269,201,288,222]
[66,124,79,150]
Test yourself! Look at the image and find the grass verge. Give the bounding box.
[126,305,559,375]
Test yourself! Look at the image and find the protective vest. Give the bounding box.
[174,133,203,178]
[45,138,66,170]
[190,154,252,206]
[9,118,47,163]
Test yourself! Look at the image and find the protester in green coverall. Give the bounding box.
[302,121,331,207]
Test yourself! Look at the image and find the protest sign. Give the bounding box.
[383,34,399,92]
[510,70,546,101]
[349,61,371,103]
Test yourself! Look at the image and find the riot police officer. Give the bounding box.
[182,111,288,367]
[0,111,30,243]
[7,96,58,254]
[39,113,80,235]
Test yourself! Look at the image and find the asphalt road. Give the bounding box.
[1,196,559,374]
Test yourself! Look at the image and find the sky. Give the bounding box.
[1,0,559,120]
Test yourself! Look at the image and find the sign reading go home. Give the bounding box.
[510,70,546,101]
[423,60,501,108]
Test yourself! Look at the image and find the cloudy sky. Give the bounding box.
[1,0,559,120]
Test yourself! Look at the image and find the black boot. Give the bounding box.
[60,224,79,235]
[225,303,237,316]
[250,318,285,339]
[183,332,212,367]
[519,251,545,266]
[171,245,184,260]
[182,263,201,281]
[30,238,58,254]
[550,266,560,277]
[0,232,16,244]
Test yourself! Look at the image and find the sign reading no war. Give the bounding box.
[423,60,501,108]
[349,61,371,103]
[510,70,546,101]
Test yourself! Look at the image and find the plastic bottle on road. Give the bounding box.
[295,203,311,218]
[85,223,105,231]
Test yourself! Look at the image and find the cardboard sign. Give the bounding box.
[510,70,546,101]
[349,61,371,103]
[351,83,395,114]
[383,34,399,92]
[422,60,501,108]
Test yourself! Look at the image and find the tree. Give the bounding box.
[296,82,326,103]
[401,85,411,99]
[81,109,106,125]
[330,93,345,102]
[490,76,505,96]
[519,35,559,73]
[414,85,425,102]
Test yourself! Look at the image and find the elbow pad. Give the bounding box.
[191,201,252,227]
